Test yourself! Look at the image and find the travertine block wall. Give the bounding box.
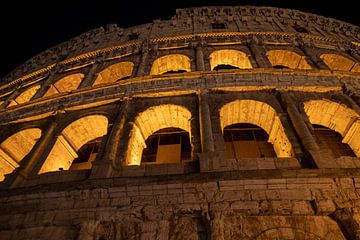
[0,5,360,240]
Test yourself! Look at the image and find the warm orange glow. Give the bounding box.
[150,54,191,75]
[266,50,312,70]
[44,73,84,97]
[93,62,134,86]
[0,128,41,181]
[7,85,41,107]
[304,100,360,156]
[209,49,252,70]
[39,115,108,173]
[320,54,360,72]
[220,99,294,157]
[126,104,192,165]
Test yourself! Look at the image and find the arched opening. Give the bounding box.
[320,53,360,72]
[150,54,191,75]
[224,123,276,159]
[141,127,191,164]
[39,115,108,173]
[304,99,360,157]
[44,73,85,97]
[7,85,41,107]
[93,62,134,86]
[220,100,294,158]
[126,104,192,165]
[0,128,41,181]
[313,124,356,158]
[209,49,252,70]
[266,50,312,70]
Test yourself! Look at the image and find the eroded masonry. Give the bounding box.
[1,6,360,239]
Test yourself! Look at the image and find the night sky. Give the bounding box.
[1,0,359,79]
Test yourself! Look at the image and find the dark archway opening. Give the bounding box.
[213,64,240,71]
[70,137,103,170]
[163,69,187,74]
[223,123,276,159]
[273,65,290,69]
[141,127,191,164]
[313,124,356,158]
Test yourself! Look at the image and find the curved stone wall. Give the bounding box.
[0,6,360,240]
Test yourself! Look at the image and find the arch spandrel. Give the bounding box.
[93,62,134,86]
[0,128,41,181]
[320,53,360,72]
[39,115,108,174]
[150,54,191,75]
[266,50,312,70]
[44,73,85,97]
[304,99,360,156]
[126,104,192,165]
[209,49,252,70]
[220,99,294,158]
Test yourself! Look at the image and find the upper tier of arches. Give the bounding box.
[2,47,359,109]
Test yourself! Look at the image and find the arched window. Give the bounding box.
[320,53,360,72]
[224,123,276,159]
[38,115,108,173]
[313,124,356,158]
[44,73,85,97]
[0,128,41,181]
[7,85,41,107]
[209,49,252,70]
[126,104,192,165]
[93,62,134,86]
[141,127,191,164]
[266,50,312,70]
[150,54,191,75]
[220,99,294,158]
[304,99,360,157]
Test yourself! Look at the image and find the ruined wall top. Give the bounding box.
[2,6,360,84]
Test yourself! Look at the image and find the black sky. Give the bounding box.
[1,0,359,79]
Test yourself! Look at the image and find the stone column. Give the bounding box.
[331,209,360,240]
[247,37,273,68]
[78,62,102,88]
[279,91,336,168]
[195,43,205,71]
[30,67,61,100]
[90,100,129,178]
[3,118,58,188]
[199,92,214,153]
[0,89,20,109]
[136,41,150,76]
[296,39,330,70]
[343,82,360,108]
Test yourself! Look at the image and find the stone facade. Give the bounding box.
[0,6,360,240]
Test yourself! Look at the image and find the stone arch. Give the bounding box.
[320,53,360,72]
[126,104,192,165]
[44,73,85,97]
[209,49,253,70]
[7,85,41,107]
[0,128,41,181]
[266,50,312,70]
[93,61,134,86]
[303,99,360,156]
[150,54,191,75]
[219,99,294,157]
[39,115,108,173]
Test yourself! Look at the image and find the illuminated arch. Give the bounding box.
[150,54,191,75]
[304,99,360,156]
[44,73,85,97]
[209,49,252,70]
[0,128,41,181]
[220,100,294,157]
[39,115,108,173]
[7,85,41,107]
[266,50,312,70]
[320,53,360,72]
[126,104,192,165]
[93,62,134,86]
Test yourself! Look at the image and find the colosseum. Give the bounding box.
[0,5,360,239]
